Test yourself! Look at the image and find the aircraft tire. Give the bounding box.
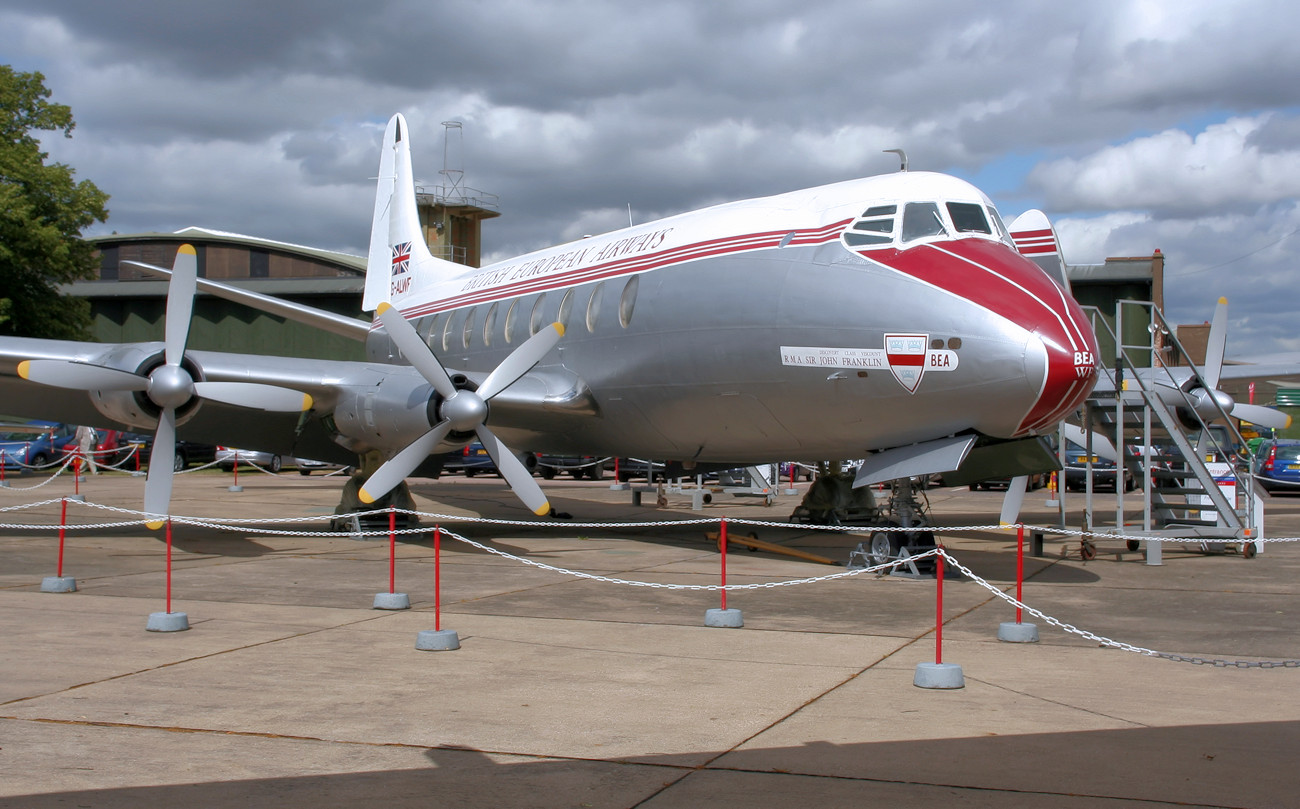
[867,530,901,567]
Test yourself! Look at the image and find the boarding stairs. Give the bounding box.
[1072,301,1263,561]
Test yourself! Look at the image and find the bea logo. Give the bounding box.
[1073,351,1095,378]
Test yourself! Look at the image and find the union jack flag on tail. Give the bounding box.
[391,241,412,276]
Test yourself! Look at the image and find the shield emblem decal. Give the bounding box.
[885,333,929,393]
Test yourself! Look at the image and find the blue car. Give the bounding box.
[0,421,78,470]
[1254,439,1300,492]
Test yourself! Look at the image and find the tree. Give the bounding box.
[0,66,109,340]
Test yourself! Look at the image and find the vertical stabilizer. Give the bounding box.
[1010,209,1071,294]
[363,113,464,312]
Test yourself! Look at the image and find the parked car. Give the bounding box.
[535,454,611,480]
[121,432,218,471]
[294,457,348,476]
[217,446,283,473]
[0,421,77,470]
[1253,439,1300,492]
[1062,440,1133,492]
[441,443,496,476]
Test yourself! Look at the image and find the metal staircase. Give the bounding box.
[1072,301,1263,561]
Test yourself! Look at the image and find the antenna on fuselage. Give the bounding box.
[883,149,908,171]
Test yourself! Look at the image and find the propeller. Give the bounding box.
[1162,298,1291,430]
[358,301,561,516]
[17,244,313,528]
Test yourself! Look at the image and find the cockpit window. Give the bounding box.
[987,206,1013,246]
[843,204,896,247]
[947,202,992,234]
[901,202,947,241]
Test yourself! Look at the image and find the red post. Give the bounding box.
[232,450,239,487]
[935,546,945,665]
[388,508,397,594]
[613,457,620,480]
[74,456,81,495]
[434,524,442,632]
[165,518,174,615]
[790,464,795,487]
[1015,523,1025,625]
[57,497,67,577]
[719,517,728,610]
[134,445,141,473]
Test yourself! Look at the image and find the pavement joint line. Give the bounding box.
[958,674,1150,728]
[0,609,395,710]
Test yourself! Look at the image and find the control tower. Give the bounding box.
[415,121,500,268]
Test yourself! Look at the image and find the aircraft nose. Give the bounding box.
[1016,302,1098,436]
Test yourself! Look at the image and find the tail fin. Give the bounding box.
[363,113,464,312]
[1009,209,1071,294]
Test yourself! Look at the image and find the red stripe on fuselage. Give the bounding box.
[861,238,1097,436]
[376,218,854,328]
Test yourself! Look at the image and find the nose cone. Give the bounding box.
[1017,306,1098,436]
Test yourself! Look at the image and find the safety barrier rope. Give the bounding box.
[3,491,1299,668]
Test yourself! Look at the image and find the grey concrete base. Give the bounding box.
[704,608,744,628]
[228,485,244,492]
[40,576,77,593]
[373,592,410,610]
[66,494,85,502]
[146,611,190,632]
[913,662,965,689]
[998,621,1040,643]
[609,482,630,491]
[415,629,460,651]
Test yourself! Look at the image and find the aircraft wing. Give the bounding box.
[0,337,595,467]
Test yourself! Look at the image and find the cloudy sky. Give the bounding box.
[3,0,1299,358]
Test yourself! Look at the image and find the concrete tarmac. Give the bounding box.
[1,468,1298,807]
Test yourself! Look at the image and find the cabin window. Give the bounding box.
[424,313,442,350]
[842,205,895,248]
[504,299,519,344]
[529,293,547,336]
[441,311,456,352]
[901,202,946,242]
[483,302,497,347]
[557,288,574,330]
[462,307,476,349]
[947,202,991,234]
[619,276,639,328]
[586,282,604,333]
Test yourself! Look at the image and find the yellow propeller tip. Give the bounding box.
[553,322,566,337]
[376,301,393,314]
[178,244,196,256]
[534,502,552,517]
[16,360,30,380]
[1218,296,1228,304]
[1286,415,1294,429]
[145,519,165,530]
[358,489,376,505]
[301,393,314,411]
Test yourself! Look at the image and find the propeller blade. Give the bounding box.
[18,360,148,392]
[143,409,177,530]
[1203,296,1228,390]
[1062,423,1118,461]
[477,323,564,401]
[163,245,198,368]
[475,425,551,516]
[1231,402,1293,430]
[376,302,457,399]
[357,421,454,505]
[193,381,313,412]
[999,475,1029,527]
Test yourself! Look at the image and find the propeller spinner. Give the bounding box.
[17,244,313,528]
[358,301,561,516]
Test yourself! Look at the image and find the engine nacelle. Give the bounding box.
[85,344,204,430]
[329,368,457,454]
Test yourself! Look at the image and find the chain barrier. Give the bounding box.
[937,549,1300,669]
[2,496,1298,668]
